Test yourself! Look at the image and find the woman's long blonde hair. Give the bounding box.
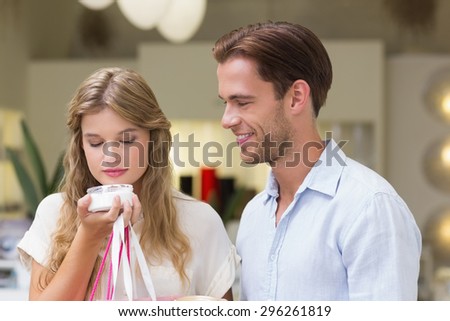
[42,67,191,297]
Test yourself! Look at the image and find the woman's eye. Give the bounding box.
[89,142,103,147]
[121,139,136,145]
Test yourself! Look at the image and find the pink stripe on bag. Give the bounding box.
[89,217,156,301]
[89,231,114,301]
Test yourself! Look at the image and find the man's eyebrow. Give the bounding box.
[218,94,255,100]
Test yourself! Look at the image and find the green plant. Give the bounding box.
[221,186,247,224]
[5,119,64,218]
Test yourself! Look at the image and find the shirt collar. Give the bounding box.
[263,139,347,203]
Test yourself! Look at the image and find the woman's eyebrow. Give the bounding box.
[83,133,100,138]
[83,128,138,138]
[118,128,138,135]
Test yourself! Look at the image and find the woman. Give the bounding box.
[17,67,239,300]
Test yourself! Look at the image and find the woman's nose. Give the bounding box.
[102,141,122,167]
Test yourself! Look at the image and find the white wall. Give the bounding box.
[27,60,136,173]
[387,55,450,230]
[0,1,28,112]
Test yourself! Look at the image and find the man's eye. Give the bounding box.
[237,101,249,107]
[121,140,135,145]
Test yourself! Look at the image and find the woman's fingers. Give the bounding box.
[131,194,143,225]
[109,195,122,221]
[113,194,142,226]
[77,193,138,228]
[77,194,92,218]
[121,198,132,226]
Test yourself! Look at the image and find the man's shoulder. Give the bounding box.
[341,157,397,196]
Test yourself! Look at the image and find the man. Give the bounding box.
[213,21,421,300]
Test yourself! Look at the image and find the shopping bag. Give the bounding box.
[89,215,156,301]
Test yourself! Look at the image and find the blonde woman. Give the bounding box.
[17,67,239,300]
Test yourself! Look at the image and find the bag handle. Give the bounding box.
[89,231,113,301]
[128,221,157,300]
[111,215,133,299]
[89,215,157,301]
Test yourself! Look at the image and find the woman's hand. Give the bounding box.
[76,193,142,240]
[76,194,122,243]
[29,194,133,301]
[130,193,143,225]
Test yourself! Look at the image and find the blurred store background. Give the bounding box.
[2,0,450,300]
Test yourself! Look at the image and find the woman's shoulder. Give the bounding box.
[172,189,222,223]
[173,190,215,212]
[38,192,64,209]
[172,190,232,253]
[34,193,64,219]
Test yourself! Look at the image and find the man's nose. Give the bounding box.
[221,105,240,129]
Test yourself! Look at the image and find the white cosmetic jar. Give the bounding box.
[87,184,134,212]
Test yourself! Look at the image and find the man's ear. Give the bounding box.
[288,79,311,115]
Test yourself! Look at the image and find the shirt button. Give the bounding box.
[270,255,276,261]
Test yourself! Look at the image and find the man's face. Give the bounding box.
[217,57,293,165]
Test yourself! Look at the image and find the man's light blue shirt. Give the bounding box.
[236,139,422,300]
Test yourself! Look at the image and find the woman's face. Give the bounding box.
[81,107,150,193]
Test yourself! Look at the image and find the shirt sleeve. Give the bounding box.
[341,192,422,300]
[16,193,62,271]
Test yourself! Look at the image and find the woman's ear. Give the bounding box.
[288,79,311,115]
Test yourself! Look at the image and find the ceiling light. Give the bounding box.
[78,0,114,11]
[157,0,207,44]
[79,0,206,43]
[117,0,170,30]
[424,67,450,123]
